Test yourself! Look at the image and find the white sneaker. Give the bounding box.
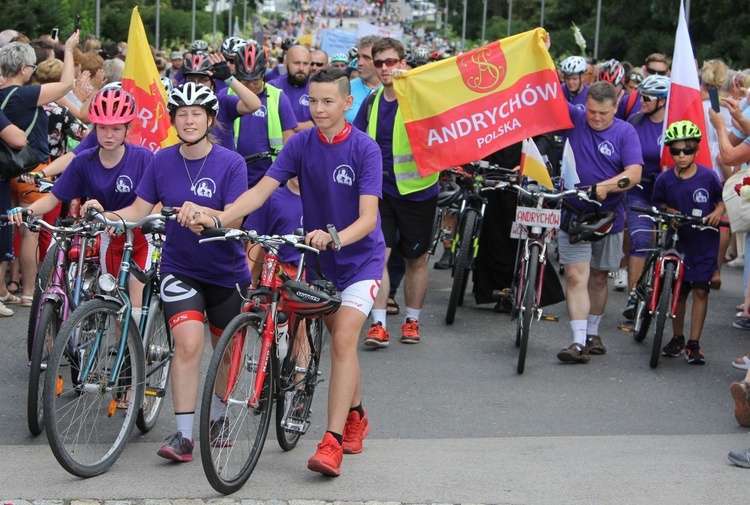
[0,301,13,317]
[728,256,745,268]
[613,267,627,291]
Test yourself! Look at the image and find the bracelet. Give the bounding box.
[224,76,236,85]
[38,170,46,178]
[65,48,73,53]
[212,215,222,228]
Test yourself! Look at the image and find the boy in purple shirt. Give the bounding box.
[194,68,385,477]
[652,121,724,365]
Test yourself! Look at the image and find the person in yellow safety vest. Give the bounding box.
[222,40,298,188]
[352,37,439,348]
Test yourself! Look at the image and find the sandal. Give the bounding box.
[0,292,21,304]
[20,295,33,307]
[6,280,20,294]
[733,355,750,370]
[737,304,745,312]
[386,298,400,316]
[731,381,750,427]
[116,388,132,410]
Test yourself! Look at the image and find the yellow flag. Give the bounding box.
[122,7,179,152]
[520,138,554,189]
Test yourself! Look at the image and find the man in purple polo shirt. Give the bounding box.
[268,45,314,130]
[557,81,643,364]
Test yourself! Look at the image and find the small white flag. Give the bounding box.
[560,139,580,190]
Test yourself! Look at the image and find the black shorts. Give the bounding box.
[160,272,247,336]
[679,280,710,297]
[379,193,437,259]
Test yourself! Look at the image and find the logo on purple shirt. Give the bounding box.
[300,94,309,107]
[116,176,134,193]
[598,141,614,156]
[253,105,267,118]
[194,178,217,198]
[693,189,709,204]
[333,165,355,186]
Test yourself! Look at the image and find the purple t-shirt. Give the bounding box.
[136,144,251,288]
[564,103,644,233]
[72,132,99,154]
[267,75,312,123]
[651,165,722,282]
[629,113,664,198]
[243,184,303,264]
[214,88,242,150]
[352,92,438,202]
[52,144,152,210]
[265,127,385,290]
[236,86,298,188]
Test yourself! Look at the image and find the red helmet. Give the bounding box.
[88,88,137,125]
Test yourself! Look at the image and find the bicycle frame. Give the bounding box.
[649,250,685,318]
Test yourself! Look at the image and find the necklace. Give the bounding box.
[181,144,210,192]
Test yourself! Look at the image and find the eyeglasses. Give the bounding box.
[311,62,326,67]
[646,67,667,76]
[373,58,400,69]
[25,64,37,72]
[641,94,660,103]
[669,146,696,156]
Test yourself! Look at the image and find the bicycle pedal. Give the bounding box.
[145,387,166,398]
[618,322,634,332]
[541,314,559,322]
[491,289,512,301]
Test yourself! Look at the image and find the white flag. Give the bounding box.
[560,139,580,190]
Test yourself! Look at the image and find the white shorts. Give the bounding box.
[340,279,380,316]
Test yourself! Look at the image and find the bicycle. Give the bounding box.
[42,207,175,477]
[445,161,516,325]
[197,227,341,495]
[626,205,719,368]
[428,168,464,262]
[21,216,104,436]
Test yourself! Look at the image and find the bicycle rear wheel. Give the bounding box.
[27,300,61,436]
[517,244,540,375]
[27,242,59,361]
[200,311,273,495]
[650,262,675,369]
[43,299,144,477]
[634,259,655,343]
[276,318,323,451]
[445,210,478,325]
[136,295,173,433]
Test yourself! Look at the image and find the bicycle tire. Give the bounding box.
[27,242,59,361]
[136,295,172,433]
[200,311,274,495]
[27,300,60,436]
[517,244,540,375]
[43,298,144,477]
[445,210,478,325]
[276,318,323,451]
[650,262,675,369]
[634,260,655,343]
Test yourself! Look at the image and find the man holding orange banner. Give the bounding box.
[353,37,439,348]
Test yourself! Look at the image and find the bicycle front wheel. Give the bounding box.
[517,244,540,375]
[136,295,173,433]
[27,300,61,436]
[27,242,60,360]
[276,318,323,451]
[200,311,274,495]
[43,298,144,477]
[650,262,675,369]
[445,210,478,325]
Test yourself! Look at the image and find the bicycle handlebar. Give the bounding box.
[84,206,177,230]
[243,150,278,165]
[199,227,331,255]
[630,205,720,231]
[503,183,602,207]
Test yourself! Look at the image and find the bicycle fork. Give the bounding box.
[650,255,684,317]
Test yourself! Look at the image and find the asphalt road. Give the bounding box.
[2,255,750,504]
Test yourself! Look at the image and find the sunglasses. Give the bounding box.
[374,58,400,69]
[641,94,660,103]
[669,146,696,156]
[311,62,326,67]
[646,67,667,76]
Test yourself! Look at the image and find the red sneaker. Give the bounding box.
[307,433,343,476]
[342,409,370,454]
[364,322,389,348]
[401,318,420,344]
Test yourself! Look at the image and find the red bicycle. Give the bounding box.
[197,227,341,495]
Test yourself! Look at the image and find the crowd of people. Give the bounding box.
[4,1,750,477]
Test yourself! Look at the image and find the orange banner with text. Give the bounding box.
[122,7,179,152]
[393,28,571,177]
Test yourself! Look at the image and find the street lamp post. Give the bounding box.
[481,0,487,45]
[192,0,196,42]
[593,0,602,59]
[156,0,160,51]
[461,0,467,49]
[540,0,545,27]
[507,0,513,37]
[95,0,101,38]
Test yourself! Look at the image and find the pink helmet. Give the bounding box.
[88,88,137,125]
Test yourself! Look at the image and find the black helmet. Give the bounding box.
[567,212,616,244]
[280,280,341,318]
[221,36,246,58]
[235,40,267,81]
[281,37,299,52]
[437,182,461,207]
[182,51,212,77]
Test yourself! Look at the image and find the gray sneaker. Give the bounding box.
[209,416,234,447]
[728,448,750,468]
[157,432,194,462]
[557,343,590,364]
[586,335,607,355]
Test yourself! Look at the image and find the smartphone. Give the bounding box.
[51,28,59,40]
[708,86,721,113]
[73,15,80,33]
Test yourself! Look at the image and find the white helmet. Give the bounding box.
[160,76,174,95]
[560,56,588,75]
[168,82,219,114]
